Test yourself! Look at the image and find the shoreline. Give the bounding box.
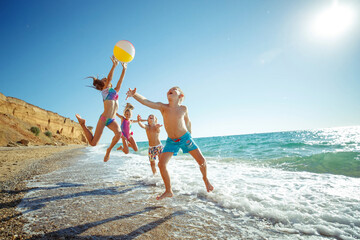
[1,145,198,239]
[1,132,358,239]
[0,145,192,239]
[0,145,86,239]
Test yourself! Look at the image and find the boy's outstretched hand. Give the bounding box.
[137,114,142,122]
[126,88,136,100]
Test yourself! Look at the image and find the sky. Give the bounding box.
[0,0,359,143]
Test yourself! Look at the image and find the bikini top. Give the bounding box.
[101,87,118,102]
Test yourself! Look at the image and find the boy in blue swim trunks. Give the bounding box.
[126,86,214,200]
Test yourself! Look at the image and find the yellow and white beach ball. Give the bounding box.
[113,40,135,63]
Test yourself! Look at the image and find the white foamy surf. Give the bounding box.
[17,140,360,239]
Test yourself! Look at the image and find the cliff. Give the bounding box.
[0,92,87,147]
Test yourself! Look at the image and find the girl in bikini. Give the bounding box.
[116,103,146,154]
[137,114,163,175]
[75,56,127,162]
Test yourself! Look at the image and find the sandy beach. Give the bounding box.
[1,131,359,239]
[0,145,210,240]
[0,145,85,239]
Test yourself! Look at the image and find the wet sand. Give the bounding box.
[0,145,85,239]
[0,146,216,240]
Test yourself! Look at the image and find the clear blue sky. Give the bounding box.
[1,0,359,142]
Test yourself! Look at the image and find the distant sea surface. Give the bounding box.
[18,126,360,239]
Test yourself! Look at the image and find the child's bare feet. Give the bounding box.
[117,146,123,151]
[156,190,173,200]
[203,177,214,192]
[75,114,85,126]
[104,149,111,162]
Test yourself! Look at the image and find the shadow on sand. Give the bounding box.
[28,207,186,239]
[0,182,85,195]
[0,182,148,222]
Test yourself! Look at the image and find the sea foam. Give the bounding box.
[17,127,360,239]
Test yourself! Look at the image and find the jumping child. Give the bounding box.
[116,103,146,154]
[137,114,163,175]
[75,56,126,162]
[126,86,214,200]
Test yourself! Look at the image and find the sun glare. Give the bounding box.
[311,1,355,39]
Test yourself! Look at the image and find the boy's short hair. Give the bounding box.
[148,114,157,123]
[173,86,185,103]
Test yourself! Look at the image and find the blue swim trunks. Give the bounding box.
[163,132,198,156]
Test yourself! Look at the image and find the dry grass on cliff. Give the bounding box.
[0,113,85,147]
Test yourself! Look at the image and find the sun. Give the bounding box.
[311,0,355,39]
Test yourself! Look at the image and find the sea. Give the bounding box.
[18,126,360,239]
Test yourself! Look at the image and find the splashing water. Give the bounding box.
[18,126,360,239]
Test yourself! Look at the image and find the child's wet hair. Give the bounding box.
[173,86,185,103]
[124,103,134,114]
[87,76,105,91]
[148,114,157,123]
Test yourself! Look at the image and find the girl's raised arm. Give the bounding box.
[114,62,127,93]
[116,113,124,121]
[126,88,164,110]
[104,56,119,89]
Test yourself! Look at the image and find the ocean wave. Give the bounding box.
[280,142,343,149]
[265,151,360,178]
[18,140,360,239]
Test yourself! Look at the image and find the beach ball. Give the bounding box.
[113,40,135,63]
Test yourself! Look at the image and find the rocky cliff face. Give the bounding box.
[0,92,87,146]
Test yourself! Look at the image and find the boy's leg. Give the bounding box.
[103,121,121,162]
[148,147,157,174]
[150,160,157,175]
[152,147,163,174]
[189,149,214,192]
[157,152,174,200]
[76,114,105,146]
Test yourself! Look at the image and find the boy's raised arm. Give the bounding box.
[126,88,163,110]
[137,115,146,129]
